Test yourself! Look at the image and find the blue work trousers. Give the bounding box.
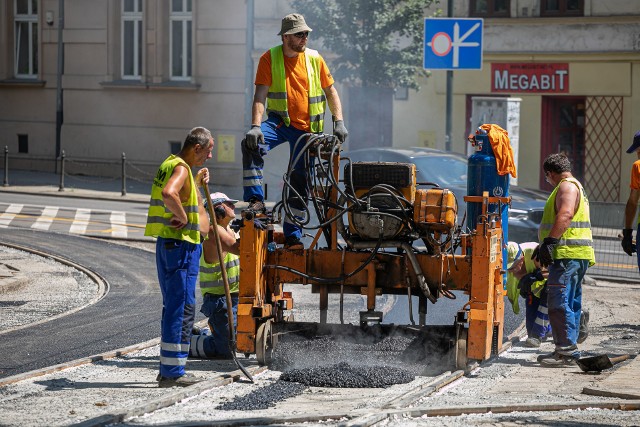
[156,237,201,378]
[525,288,551,340]
[546,258,589,356]
[191,293,239,358]
[242,113,312,239]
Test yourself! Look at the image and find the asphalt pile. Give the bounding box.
[217,380,307,411]
[280,361,415,388]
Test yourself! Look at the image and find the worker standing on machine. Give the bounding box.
[241,13,348,250]
[145,127,213,387]
[621,131,640,272]
[534,153,596,367]
[190,192,241,359]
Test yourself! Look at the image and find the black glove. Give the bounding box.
[622,228,636,256]
[533,237,559,268]
[518,274,535,298]
[229,218,266,232]
[243,125,264,151]
[230,218,243,232]
[253,218,267,230]
[333,120,348,143]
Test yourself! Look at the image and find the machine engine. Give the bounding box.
[344,161,458,250]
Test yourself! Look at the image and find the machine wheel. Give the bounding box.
[255,319,273,366]
[455,327,468,370]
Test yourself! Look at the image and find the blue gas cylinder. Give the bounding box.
[467,127,510,284]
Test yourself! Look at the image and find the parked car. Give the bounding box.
[343,147,547,243]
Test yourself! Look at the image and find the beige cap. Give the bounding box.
[278,13,312,36]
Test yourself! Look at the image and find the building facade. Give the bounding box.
[2,0,639,201]
[398,0,640,202]
[0,0,250,185]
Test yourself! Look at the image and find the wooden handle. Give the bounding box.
[610,354,630,364]
[202,186,236,344]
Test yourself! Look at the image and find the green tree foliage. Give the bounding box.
[291,0,438,90]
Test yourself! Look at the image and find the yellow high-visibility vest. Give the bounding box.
[267,45,326,132]
[539,177,596,266]
[144,155,201,244]
[199,252,240,296]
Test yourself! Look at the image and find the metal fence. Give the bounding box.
[2,147,639,282]
[589,201,640,282]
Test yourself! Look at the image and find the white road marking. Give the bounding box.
[31,206,59,230]
[0,204,24,228]
[110,211,128,238]
[70,208,91,234]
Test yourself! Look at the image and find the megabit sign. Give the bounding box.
[491,63,569,93]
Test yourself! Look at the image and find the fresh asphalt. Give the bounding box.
[0,227,165,379]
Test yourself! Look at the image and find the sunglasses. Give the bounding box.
[292,31,309,39]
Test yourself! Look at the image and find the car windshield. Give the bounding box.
[412,155,468,186]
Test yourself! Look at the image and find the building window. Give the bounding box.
[14,0,38,78]
[122,0,142,80]
[18,134,29,153]
[540,0,584,17]
[170,0,192,81]
[169,141,181,154]
[470,0,510,18]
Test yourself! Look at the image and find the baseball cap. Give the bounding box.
[209,192,238,207]
[625,130,640,153]
[277,13,312,36]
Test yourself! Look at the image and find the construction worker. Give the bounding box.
[242,13,348,249]
[534,153,596,367]
[621,131,640,272]
[506,242,551,348]
[190,192,241,359]
[145,127,213,387]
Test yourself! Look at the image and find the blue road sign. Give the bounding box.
[424,18,483,70]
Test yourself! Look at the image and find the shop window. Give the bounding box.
[14,0,38,78]
[470,0,510,18]
[122,0,143,80]
[170,0,192,81]
[540,0,584,17]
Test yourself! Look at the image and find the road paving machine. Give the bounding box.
[236,131,509,370]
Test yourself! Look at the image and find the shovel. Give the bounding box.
[576,354,629,373]
[202,186,254,383]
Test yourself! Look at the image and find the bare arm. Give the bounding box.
[161,165,189,228]
[625,189,640,229]
[203,225,240,264]
[251,85,269,126]
[323,84,343,121]
[548,180,580,239]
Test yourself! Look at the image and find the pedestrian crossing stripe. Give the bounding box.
[0,203,149,240]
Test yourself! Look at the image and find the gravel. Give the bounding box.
[280,362,414,388]
[0,245,99,331]
[217,380,307,410]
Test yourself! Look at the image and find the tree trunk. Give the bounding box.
[345,86,393,151]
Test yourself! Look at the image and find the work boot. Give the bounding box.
[539,352,579,368]
[578,310,590,344]
[246,197,266,215]
[524,337,541,348]
[157,372,205,388]
[284,236,304,250]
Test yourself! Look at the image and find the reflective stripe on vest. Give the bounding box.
[199,252,240,296]
[144,155,201,244]
[539,177,596,266]
[266,45,326,133]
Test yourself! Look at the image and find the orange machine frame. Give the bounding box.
[236,149,506,365]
